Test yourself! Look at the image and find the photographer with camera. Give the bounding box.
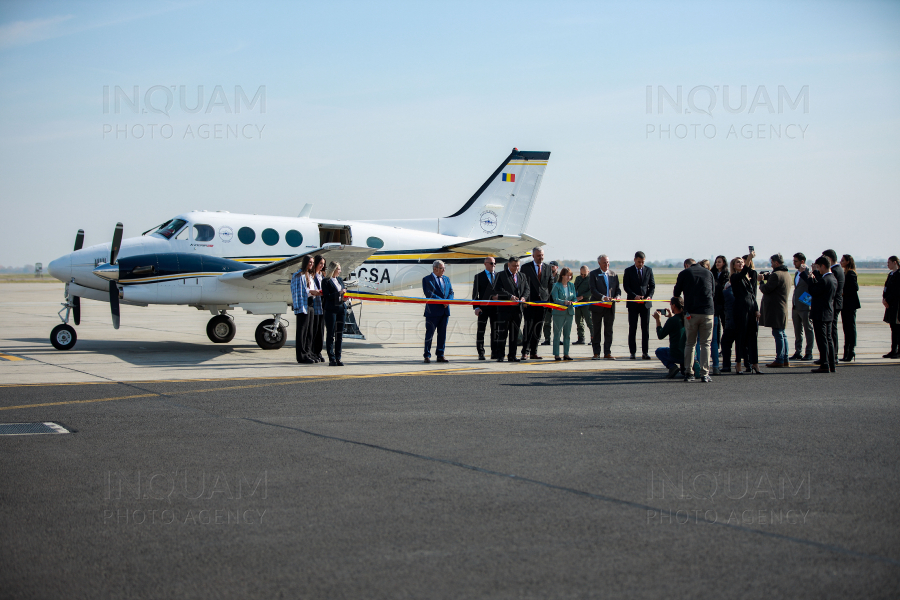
[652,296,693,379]
[758,253,793,367]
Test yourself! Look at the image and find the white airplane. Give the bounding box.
[47,148,550,350]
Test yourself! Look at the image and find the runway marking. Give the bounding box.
[0,353,26,361]
[0,368,478,411]
[246,416,900,568]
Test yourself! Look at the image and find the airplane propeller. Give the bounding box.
[92,223,124,329]
[70,229,84,325]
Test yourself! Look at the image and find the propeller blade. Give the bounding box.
[74,229,84,251]
[110,222,123,265]
[73,296,81,326]
[109,282,120,329]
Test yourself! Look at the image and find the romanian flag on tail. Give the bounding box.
[502,173,515,182]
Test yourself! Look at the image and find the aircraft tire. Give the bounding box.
[50,324,77,350]
[255,319,287,350]
[207,315,236,343]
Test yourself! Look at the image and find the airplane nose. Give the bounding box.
[92,263,119,281]
[48,254,72,282]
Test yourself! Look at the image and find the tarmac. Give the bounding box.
[1,283,898,598]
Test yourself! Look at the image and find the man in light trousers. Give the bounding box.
[673,258,716,382]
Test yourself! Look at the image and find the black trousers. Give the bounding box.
[522,305,546,355]
[627,306,650,355]
[294,313,311,362]
[311,314,325,357]
[495,310,522,359]
[721,327,737,371]
[891,323,899,353]
[732,310,758,366]
[830,307,840,360]
[476,309,497,358]
[590,305,616,356]
[814,318,836,370]
[841,308,857,355]
[324,310,344,361]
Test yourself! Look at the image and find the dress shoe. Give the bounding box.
[630,354,636,360]
[437,357,449,363]
[298,358,315,364]
[540,340,551,346]
[508,357,521,362]
[530,354,543,360]
[810,366,830,373]
[328,360,337,366]
[478,354,486,361]
[423,357,431,363]
[712,367,722,375]
[563,355,573,361]
[802,354,814,361]
[883,352,899,359]
[642,354,651,360]
[496,357,504,362]
[318,354,325,362]
[521,353,529,361]
[765,362,784,368]
[554,356,562,361]
[604,354,616,360]
[591,355,603,360]
[813,358,823,365]
[839,353,855,363]
[789,352,802,361]
[573,339,585,345]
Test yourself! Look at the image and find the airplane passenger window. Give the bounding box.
[285,230,303,247]
[154,218,187,239]
[238,227,255,244]
[193,224,215,242]
[262,228,279,246]
[366,236,384,249]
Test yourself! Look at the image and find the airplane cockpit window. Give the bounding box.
[153,218,187,239]
[193,224,215,242]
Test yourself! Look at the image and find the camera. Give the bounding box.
[758,270,771,279]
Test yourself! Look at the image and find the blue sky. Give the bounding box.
[1,1,898,267]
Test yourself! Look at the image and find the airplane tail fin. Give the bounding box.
[438,149,550,239]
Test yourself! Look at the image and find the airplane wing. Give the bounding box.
[443,234,545,257]
[218,245,377,287]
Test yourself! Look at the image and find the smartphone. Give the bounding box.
[656,309,665,315]
[749,245,754,252]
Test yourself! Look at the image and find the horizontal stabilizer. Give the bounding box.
[443,234,544,258]
[219,245,376,287]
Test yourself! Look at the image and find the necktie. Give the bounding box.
[537,264,541,279]
[487,271,492,284]
[603,272,609,294]
[638,268,642,280]
[514,273,518,285]
[436,275,442,292]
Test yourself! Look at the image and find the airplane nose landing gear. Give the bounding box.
[206,313,236,343]
[50,324,77,350]
[255,315,288,350]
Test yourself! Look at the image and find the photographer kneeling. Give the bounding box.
[653,296,690,379]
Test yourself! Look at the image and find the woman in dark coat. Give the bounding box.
[884,255,900,358]
[322,261,348,366]
[729,255,761,374]
[839,254,861,361]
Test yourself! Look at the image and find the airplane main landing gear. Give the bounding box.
[255,315,288,350]
[50,324,77,350]
[206,313,236,343]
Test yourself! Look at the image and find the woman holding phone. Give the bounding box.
[322,261,347,366]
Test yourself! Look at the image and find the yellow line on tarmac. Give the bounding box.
[0,368,476,412]
[0,353,25,361]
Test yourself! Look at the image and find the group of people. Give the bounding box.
[422,248,900,379]
[289,247,900,374]
[290,255,348,366]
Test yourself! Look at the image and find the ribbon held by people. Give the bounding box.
[344,291,567,311]
[344,292,654,311]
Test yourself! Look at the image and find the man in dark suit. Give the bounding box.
[821,249,844,365]
[472,257,498,360]
[494,256,529,362]
[790,252,814,361]
[521,247,551,360]
[623,251,656,360]
[589,254,621,359]
[801,256,838,373]
[422,260,454,364]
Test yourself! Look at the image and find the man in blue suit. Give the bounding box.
[422,260,454,363]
